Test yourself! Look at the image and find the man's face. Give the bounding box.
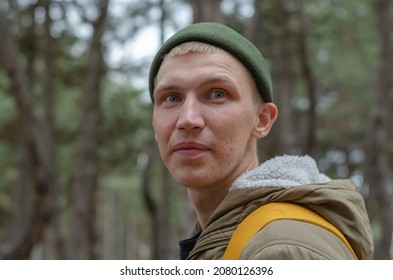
[152,50,266,191]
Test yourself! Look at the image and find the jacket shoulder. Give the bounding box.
[240,219,355,260]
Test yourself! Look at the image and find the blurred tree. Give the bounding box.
[188,0,224,22]
[265,0,298,157]
[363,0,392,260]
[70,0,108,260]
[39,0,64,260]
[296,0,317,155]
[0,9,52,259]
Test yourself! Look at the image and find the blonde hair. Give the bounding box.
[166,41,223,57]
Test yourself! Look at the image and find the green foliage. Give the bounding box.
[304,0,380,176]
[100,79,153,175]
[0,81,19,232]
[0,78,18,191]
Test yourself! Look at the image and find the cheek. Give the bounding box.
[153,127,171,167]
[152,115,170,151]
[215,114,252,156]
[226,111,255,140]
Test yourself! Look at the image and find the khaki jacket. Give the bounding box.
[184,156,374,260]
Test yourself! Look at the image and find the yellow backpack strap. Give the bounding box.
[223,202,358,260]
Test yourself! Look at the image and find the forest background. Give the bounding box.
[0,0,392,260]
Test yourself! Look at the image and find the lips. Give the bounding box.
[172,142,209,157]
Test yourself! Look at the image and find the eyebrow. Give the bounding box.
[154,74,237,95]
[153,79,182,96]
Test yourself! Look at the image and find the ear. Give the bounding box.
[252,103,278,139]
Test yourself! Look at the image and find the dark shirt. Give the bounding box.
[179,231,201,260]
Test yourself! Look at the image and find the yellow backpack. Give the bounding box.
[223,202,358,259]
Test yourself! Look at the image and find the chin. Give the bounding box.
[175,176,211,189]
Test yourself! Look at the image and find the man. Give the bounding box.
[149,22,373,259]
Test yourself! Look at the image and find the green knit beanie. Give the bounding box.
[148,22,273,103]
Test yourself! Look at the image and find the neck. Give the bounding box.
[188,156,259,229]
[187,185,229,230]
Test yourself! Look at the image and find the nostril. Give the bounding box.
[176,116,204,130]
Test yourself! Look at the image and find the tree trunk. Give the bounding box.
[364,0,393,260]
[244,0,263,42]
[157,165,174,259]
[188,0,224,22]
[140,146,160,259]
[0,10,52,260]
[70,0,108,259]
[297,0,317,156]
[39,0,66,259]
[269,1,296,157]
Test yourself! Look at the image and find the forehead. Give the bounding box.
[155,50,256,92]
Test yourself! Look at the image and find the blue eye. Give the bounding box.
[210,90,227,99]
[164,94,181,103]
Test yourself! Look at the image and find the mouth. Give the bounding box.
[172,142,210,157]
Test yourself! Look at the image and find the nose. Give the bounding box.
[176,96,205,131]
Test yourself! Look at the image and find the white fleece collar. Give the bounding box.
[231,155,331,190]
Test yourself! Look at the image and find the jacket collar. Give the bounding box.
[231,155,330,190]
